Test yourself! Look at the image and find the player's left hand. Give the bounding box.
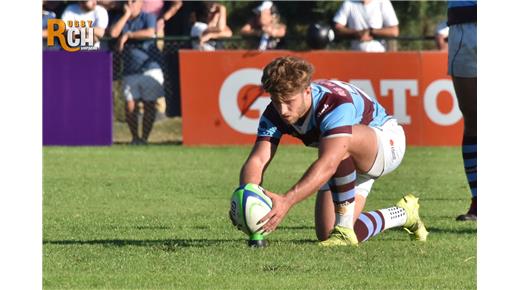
[258,190,292,233]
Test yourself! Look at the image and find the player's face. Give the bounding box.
[272,86,312,125]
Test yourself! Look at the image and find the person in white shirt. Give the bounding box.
[240,1,286,51]
[61,0,109,49]
[333,0,399,52]
[190,1,232,51]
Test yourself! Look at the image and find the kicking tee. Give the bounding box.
[256,79,392,147]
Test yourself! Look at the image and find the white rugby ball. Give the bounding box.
[230,183,272,236]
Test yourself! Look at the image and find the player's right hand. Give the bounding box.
[257,190,292,233]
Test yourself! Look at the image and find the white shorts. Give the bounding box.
[319,119,406,197]
[122,68,164,102]
[448,23,477,77]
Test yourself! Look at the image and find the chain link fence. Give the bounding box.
[45,35,440,144]
[106,37,189,144]
[106,36,260,144]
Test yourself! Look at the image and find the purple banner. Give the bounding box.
[43,51,112,146]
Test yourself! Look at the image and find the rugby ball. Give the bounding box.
[230,183,272,236]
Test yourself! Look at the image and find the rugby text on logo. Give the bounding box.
[47,19,95,52]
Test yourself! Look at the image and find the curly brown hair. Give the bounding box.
[261,56,315,101]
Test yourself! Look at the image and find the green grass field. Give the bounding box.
[43,145,476,289]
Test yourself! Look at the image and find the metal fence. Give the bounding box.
[45,35,440,144]
[106,34,439,117]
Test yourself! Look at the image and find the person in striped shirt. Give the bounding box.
[239,56,428,246]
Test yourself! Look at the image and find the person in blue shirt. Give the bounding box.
[235,56,428,246]
[110,0,164,145]
[447,1,477,221]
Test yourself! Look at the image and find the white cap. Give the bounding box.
[436,21,449,37]
[253,1,273,14]
[190,22,208,38]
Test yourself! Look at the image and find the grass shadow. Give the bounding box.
[281,239,317,245]
[135,225,173,230]
[374,197,464,202]
[278,225,315,230]
[113,141,183,146]
[43,237,323,248]
[425,215,478,220]
[43,238,241,250]
[103,225,175,230]
[427,227,477,235]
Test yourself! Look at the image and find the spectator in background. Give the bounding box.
[61,0,109,49]
[435,20,449,51]
[157,1,183,26]
[141,0,182,49]
[333,0,399,52]
[160,1,199,38]
[141,0,166,16]
[98,0,119,10]
[43,1,68,22]
[141,0,182,117]
[240,1,286,51]
[190,1,232,51]
[447,1,477,221]
[110,0,164,145]
[98,1,124,27]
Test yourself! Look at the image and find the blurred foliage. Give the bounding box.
[392,1,448,50]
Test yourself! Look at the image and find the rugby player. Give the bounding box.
[239,56,428,246]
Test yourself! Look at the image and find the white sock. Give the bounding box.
[334,201,356,229]
[379,206,407,229]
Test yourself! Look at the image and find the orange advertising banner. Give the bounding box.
[179,50,462,146]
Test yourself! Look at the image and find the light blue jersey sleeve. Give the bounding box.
[319,103,356,138]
